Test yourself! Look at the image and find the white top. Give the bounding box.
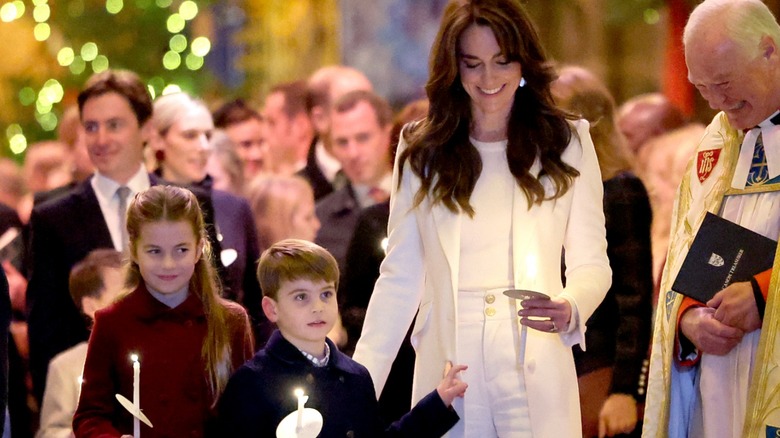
[91,164,151,251]
[314,140,342,183]
[459,139,514,291]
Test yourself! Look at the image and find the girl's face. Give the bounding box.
[133,220,203,295]
[458,24,523,122]
[159,106,214,184]
[289,195,320,242]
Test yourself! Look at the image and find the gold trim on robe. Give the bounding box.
[643,112,780,438]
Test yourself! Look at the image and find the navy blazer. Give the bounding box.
[216,330,458,437]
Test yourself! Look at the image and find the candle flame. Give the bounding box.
[130,354,139,363]
[294,388,303,398]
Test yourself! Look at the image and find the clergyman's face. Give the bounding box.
[686,31,780,130]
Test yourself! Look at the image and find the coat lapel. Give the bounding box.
[431,202,462,299]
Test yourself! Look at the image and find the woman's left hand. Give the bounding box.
[517,296,572,333]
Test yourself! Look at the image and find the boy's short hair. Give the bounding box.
[257,239,339,301]
[69,249,124,312]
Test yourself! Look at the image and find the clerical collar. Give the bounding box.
[732,110,780,189]
[298,343,330,367]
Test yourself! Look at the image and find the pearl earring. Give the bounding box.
[519,77,527,88]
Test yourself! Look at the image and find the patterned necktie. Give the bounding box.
[332,170,348,191]
[747,112,780,187]
[116,186,131,252]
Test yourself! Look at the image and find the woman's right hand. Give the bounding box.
[518,296,572,333]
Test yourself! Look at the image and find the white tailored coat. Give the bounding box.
[353,119,611,437]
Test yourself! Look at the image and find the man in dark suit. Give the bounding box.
[314,90,393,271]
[300,66,373,201]
[27,70,158,402]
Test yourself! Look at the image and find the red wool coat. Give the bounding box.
[73,284,253,438]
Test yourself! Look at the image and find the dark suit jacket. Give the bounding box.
[26,175,250,401]
[572,172,653,398]
[27,178,117,402]
[340,201,415,422]
[210,189,268,346]
[314,184,362,271]
[0,265,11,430]
[298,137,335,201]
[216,330,458,438]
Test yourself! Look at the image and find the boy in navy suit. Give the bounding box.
[217,239,466,437]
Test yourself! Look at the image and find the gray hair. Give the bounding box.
[684,0,780,58]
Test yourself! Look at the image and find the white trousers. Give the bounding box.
[451,289,533,438]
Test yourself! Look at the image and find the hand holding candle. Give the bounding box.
[132,354,140,438]
[276,387,322,438]
[294,388,307,430]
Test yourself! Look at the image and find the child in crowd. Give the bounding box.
[73,186,254,438]
[37,249,123,438]
[216,239,467,437]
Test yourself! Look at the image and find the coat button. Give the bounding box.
[485,294,495,304]
[485,307,496,317]
[339,375,345,383]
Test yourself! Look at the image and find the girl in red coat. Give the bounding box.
[73,185,254,437]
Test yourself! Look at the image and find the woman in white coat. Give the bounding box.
[352,0,611,436]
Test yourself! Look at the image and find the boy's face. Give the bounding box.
[262,278,338,357]
[82,266,124,320]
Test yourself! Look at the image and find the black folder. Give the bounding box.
[671,212,777,303]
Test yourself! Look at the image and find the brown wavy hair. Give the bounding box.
[124,185,234,405]
[399,0,578,215]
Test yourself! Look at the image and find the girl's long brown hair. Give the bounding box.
[124,185,234,404]
[399,0,579,215]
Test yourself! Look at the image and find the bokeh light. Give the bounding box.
[6,124,22,138]
[69,56,87,75]
[92,55,109,72]
[179,1,197,20]
[32,3,49,22]
[57,47,75,66]
[0,3,19,22]
[19,87,35,106]
[81,42,98,61]
[169,34,187,53]
[162,84,181,95]
[33,23,50,41]
[166,13,185,33]
[9,134,27,155]
[155,0,172,7]
[162,50,181,70]
[36,112,58,131]
[643,8,660,25]
[106,0,123,14]
[190,37,211,57]
[185,53,203,71]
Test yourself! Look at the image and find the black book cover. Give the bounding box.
[672,212,777,303]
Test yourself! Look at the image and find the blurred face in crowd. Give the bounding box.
[81,92,146,184]
[330,101,391,187]
[686,29,780,130]
[458,24,523,124]
[157,105,213,184]
[225,118,268,179]
[263,92,298,165]
[290,194,320,242]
